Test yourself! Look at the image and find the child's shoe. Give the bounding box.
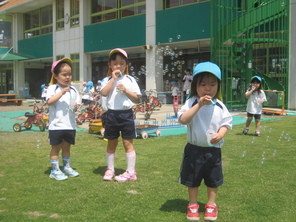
[187,203,200,221]
[255,131,261,136]
[103,169,115,181]
[49,170,68,181]
[114,171,137,182]
[63,167,79,177]
[204,204,218,221]
[242,127,249,135]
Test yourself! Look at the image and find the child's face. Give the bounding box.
[54,63,72,87]
[251,80,261,88]
[196,74,218,98]
[109,55,127,74]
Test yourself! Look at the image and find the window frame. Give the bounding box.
[90,0,146,24]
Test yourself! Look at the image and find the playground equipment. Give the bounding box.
[262,90,287,115]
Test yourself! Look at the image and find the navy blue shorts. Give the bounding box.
[48,130,76,145]
[247,112,261,119]
[179,143,223,188]
[104,109,136,140]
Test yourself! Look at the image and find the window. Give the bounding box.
[91,0,146,24]
[24,5,52,39]
[70,0,79,27]
[163,0,208,9]
[70,53,79,81]
[121,0,146,18]
[56,0,64,30]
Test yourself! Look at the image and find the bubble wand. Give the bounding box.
[210,99,216,106]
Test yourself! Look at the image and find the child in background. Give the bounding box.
[101,48,141,182]
[81,81,94,105]
[182,69,193,103]
[171,81,179,97]
[41,84,48,102]
[242,75,267,136]
[47,58,81,181]
[171,81,180,117]
[178,62,232,221]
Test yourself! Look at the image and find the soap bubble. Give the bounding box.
[169,38,173,42]
[177,35,181,39]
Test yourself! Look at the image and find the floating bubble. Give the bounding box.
[169,38,173,42]
[272,150,277,156]
[177,35,181,39]
[261,157,266,164]
[242,151,247,157]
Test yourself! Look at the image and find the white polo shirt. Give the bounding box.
[178,96,232,148]
[47,84,81,130]
[101,75,141,110]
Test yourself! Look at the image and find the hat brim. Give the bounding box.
[109,48,128,58]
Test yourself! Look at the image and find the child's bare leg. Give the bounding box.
[122,139,134,153]
[207,187,217,204]
[188,187,199,203]
[61,140,71,157]
[245,116,253,128]
[50,145,61,160]
[107,138,118,153]
[255,119,260,132]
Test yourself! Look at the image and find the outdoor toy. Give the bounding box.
[88,118,105,135]
[13,98,47,132]
[136,124,161,139]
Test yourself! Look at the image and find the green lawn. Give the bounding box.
[0,116,295,221]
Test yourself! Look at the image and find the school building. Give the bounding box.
[0,0,295,109]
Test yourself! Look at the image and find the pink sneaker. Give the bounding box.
[114,171,137,182]
[103,169,114,181]
[187,203,200,221]
[204,204,218,221]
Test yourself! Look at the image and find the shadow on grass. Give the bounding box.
[159,199,207,213]
[93,166,126,176]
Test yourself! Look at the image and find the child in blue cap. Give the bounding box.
[178,62,232,221]
[242,75,267,136]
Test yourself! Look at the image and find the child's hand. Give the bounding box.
[210,133,222,145]
[198,95,213,107]
[62,87,70,95]
[112,70,122,79]
[116,83,126,92]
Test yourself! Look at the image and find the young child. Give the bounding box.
[242,75,267,136]
[47,58,81,181]
[81,81,94,106]
[178,62,232,221]
[182,69,193,103]
[41,84,48,102]
[171,81,180,117]
[101,48,141,182]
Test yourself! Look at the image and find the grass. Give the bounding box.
[0,115,295,221]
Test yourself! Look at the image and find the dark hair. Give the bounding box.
[53,61,72,75]
[189,72,220,98]
[185,69,192,72]
[109,52,128,63]
[250,78,262,91]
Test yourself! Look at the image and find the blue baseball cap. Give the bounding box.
[172,81,177,84]
[251,75,262,82]
[193,62,221,80]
